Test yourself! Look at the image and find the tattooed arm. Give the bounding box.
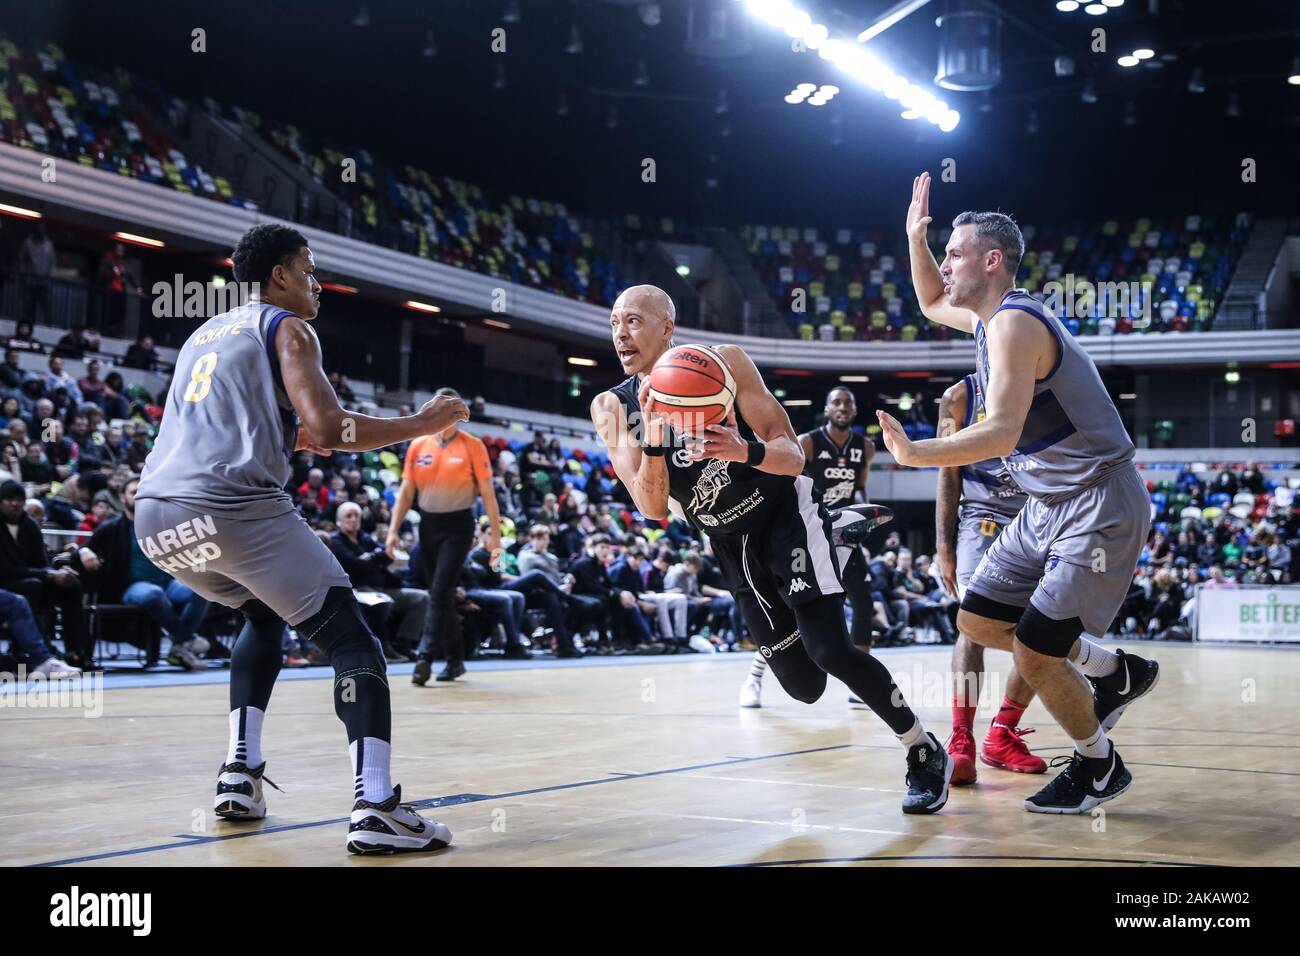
[591,387,671,520]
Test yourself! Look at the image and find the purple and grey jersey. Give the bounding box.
[137,302,301,520]
[958,374,1028,521]
[974,289,1135,505]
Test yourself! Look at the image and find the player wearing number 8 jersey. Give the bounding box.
[136,224,469,853]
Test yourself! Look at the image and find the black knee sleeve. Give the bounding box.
[231,601,286,712]
[300,587,391,743]
[959,589,1025,624]
[1015,603,1084,658]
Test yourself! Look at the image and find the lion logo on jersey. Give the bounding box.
[688,459,731,516]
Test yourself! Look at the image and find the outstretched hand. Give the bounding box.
[876,409,918,467]
[906,171,933,243]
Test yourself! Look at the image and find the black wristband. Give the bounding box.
[745,440,766,467]
[642,444,667,457]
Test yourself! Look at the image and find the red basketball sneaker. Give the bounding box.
[947,725,978,786]
[980,725,1047,774]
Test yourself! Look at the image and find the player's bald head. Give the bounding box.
[612,285,676,325]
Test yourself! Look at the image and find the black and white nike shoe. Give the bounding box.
[902,732,954,815]
[1024,744,1131,814]
[346,784,453,855]
[829,504,894,547]
[1088,649,1160,732]
[214,761,280,820]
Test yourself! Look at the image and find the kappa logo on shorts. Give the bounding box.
[788,577,809,595]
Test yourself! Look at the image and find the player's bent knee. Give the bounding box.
[782,668,828,705]
[299,586,387,680]
[240,598,280,626]
[956,601,1018,649]
[1015,604,1083,659]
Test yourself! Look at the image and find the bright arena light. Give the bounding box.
[740,1,959,131]
[1085,2,1107,13]
[1056,0,1079,9]
[1103,0,1125,6]
[795,82,816,93]
[1134,48,1155,59]
[1117,54,1139,67]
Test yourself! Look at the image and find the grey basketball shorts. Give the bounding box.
[133,498,352,626]
[955,510,1015,599]
[965,465,1151,637]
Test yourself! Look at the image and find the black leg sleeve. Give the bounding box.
[793,593,917,734]
[230,599,285,713]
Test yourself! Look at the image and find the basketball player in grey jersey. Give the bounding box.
[880,173,1159,814]
[136,224,468,853]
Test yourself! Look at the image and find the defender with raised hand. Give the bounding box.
[883,174,1159,814]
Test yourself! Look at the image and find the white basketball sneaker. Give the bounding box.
[214,761,278,820]
[738,677,763,709]
[346,784,453,855]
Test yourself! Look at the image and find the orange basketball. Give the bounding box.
[647,344,736,436]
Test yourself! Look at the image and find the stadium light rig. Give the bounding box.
[740,0,960,132]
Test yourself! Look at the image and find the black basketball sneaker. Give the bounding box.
[1024,743,1131,814]
[214,761,280,820]
[347,784,453,855]
[829,503,894,547]
[902,732,954,815]
[1088,648,1160,731]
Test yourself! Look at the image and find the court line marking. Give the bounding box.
[736,854,1214,867]
[1031,747,1300,776]
[25,742,856,867]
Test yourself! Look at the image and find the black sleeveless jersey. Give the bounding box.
[610,374,792,536]
[805,425,867,508]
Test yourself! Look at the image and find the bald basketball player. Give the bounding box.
[591,284,954,815]
[881,173,1159,813]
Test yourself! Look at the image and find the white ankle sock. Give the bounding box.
[748,652,767,682]
[1073,637,1120,678]
[350,737,393,803]
[898,719,930,750]
[227,706,265,767]
[1074,725,1111,759]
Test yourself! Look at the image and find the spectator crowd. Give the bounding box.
[2,310,1298,683]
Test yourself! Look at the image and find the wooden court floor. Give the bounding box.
[3,643,1297,867]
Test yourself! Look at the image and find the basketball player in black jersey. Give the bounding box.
[739,386,890,708]
[592,285,953,814]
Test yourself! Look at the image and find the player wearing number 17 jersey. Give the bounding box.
[136,224,468,853]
